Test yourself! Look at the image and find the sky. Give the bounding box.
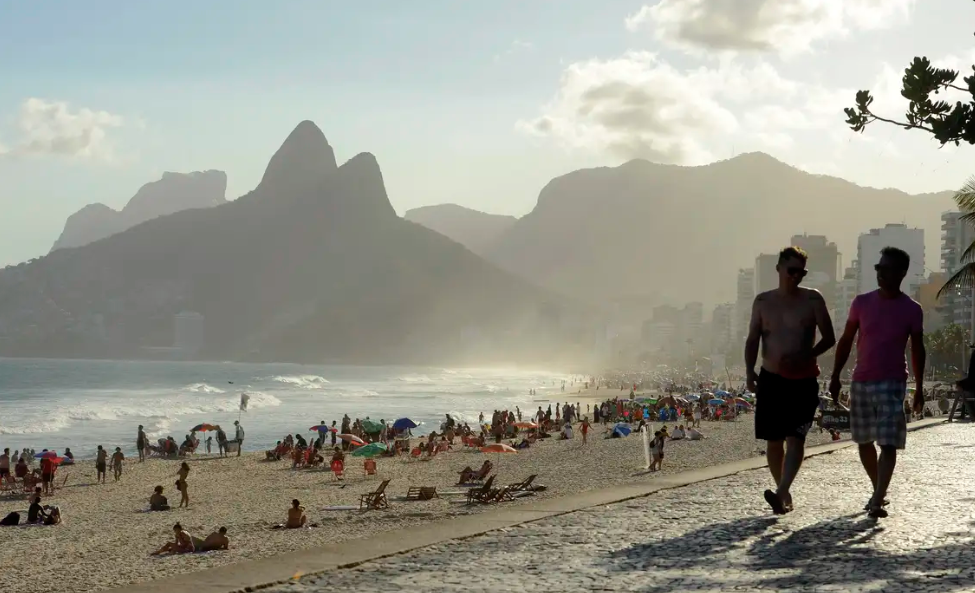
[2,0,975,267]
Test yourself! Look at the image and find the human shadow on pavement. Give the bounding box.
[601,514,975,592]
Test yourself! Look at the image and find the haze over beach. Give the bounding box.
[2,1,975,592]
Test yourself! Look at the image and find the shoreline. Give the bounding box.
[0,415,831,593]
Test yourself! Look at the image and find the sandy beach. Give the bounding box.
[0,414,832,593]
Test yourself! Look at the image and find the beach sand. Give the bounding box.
[0,415,831,593]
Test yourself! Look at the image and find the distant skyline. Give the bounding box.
[2,0,974,267]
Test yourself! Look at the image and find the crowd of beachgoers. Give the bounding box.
[0,368,838,593]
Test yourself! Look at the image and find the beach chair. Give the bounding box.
[482,485,514,504]
[331,459,344,480]
[508,474,537,493]
[457,460,492,485]
[465,475,496,505]
[359,479,391,511]
[405,486,439,501]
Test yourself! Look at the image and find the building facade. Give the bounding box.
[735,267,755,343]
[790,234,840,310]
[856,224,925,295]
[940,211,975,332]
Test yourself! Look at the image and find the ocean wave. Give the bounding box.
[271,375,330,389]
[183,382,226,394]
[0,390,281,436]
[397,374,433,384]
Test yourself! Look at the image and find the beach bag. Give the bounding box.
[0,511,20,526]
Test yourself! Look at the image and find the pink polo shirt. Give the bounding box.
[850,290,923,382]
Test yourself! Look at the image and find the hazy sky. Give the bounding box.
[2,0,974,267]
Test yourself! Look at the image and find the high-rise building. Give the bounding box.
[940,211,975,331]
[710,303,735,355]
[735,268,755,342]
[857,224,925,295]
[755,253,779,293]
[790,234,840,309]
[834,262,858,334]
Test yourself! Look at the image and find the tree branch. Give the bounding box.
[865,112,937,133]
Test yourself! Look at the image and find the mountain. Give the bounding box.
[404,204,517,256]
[484,152,955,307]
[0,122,574,364]
[50,170,228,252]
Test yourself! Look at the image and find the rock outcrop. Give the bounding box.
[50,170,227,251]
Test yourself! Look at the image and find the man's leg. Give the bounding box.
[872,446,897,507]
[237,441,242,457]
[766,440,785,485]
[775,436,806,507]
[858,443,879,490]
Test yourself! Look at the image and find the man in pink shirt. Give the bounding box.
[831,247,925,519]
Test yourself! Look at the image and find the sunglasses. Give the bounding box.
[785,267,807,278]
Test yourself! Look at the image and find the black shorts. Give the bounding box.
[42,473,53,484]
[755,368,820,442]
[96,462,106,472]
[0,468,9,478]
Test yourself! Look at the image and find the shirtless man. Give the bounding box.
[198,526,230,551]
[111,447,124,482]
[95,445,108,484]
[745,246,835,514]
[287,499,308,528]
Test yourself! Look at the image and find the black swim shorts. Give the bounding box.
[754,368,820,441]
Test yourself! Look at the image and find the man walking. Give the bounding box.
[830,247,924,518]
[745,246,835,514]
[137,425,147,462]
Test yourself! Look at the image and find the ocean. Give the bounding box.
[0,358,572,458]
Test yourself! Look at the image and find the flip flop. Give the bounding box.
[764,489,787,515]
[863,499,890,511]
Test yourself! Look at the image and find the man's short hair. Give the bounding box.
[880,246,910,271]
[778,246,808,265]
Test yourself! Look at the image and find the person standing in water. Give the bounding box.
[830,247,925,518]
[745,246,835,515]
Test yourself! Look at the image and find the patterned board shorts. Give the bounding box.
[850,380,908,449]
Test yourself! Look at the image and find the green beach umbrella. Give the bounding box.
[351,442,387,457]
[361,419,385,434]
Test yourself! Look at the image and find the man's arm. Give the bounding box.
[831,319,858,379]
[744,296,763,381]
[810,291,836,357]
[910,329,926,395]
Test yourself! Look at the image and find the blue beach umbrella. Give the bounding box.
[708,398,725,406]
[612,423,632,437]
[392,418,418,431]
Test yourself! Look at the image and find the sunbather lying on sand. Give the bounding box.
[197,527,229,551]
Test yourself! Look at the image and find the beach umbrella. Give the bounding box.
[351,443,387,457]
[714,390,730,397]
[191,423,217,432]
[361,419,385,434]
[612,423,632,437]
[308,425,337,433]
[685,394,700,401]
[337,434,366,447]
[392,418,418,431]
[34,450,58,459]
[480,443,517,454]
[734,397,752,407]
[708,398,725,406]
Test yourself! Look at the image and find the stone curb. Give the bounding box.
[114,417,948,593]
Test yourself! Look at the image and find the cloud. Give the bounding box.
[626,0,915,56]
[494,40,534,62]
[0,98,125,161]
[516,51,820,164]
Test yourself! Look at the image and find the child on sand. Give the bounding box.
[111,447,124,482]
[581,418,591,444]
